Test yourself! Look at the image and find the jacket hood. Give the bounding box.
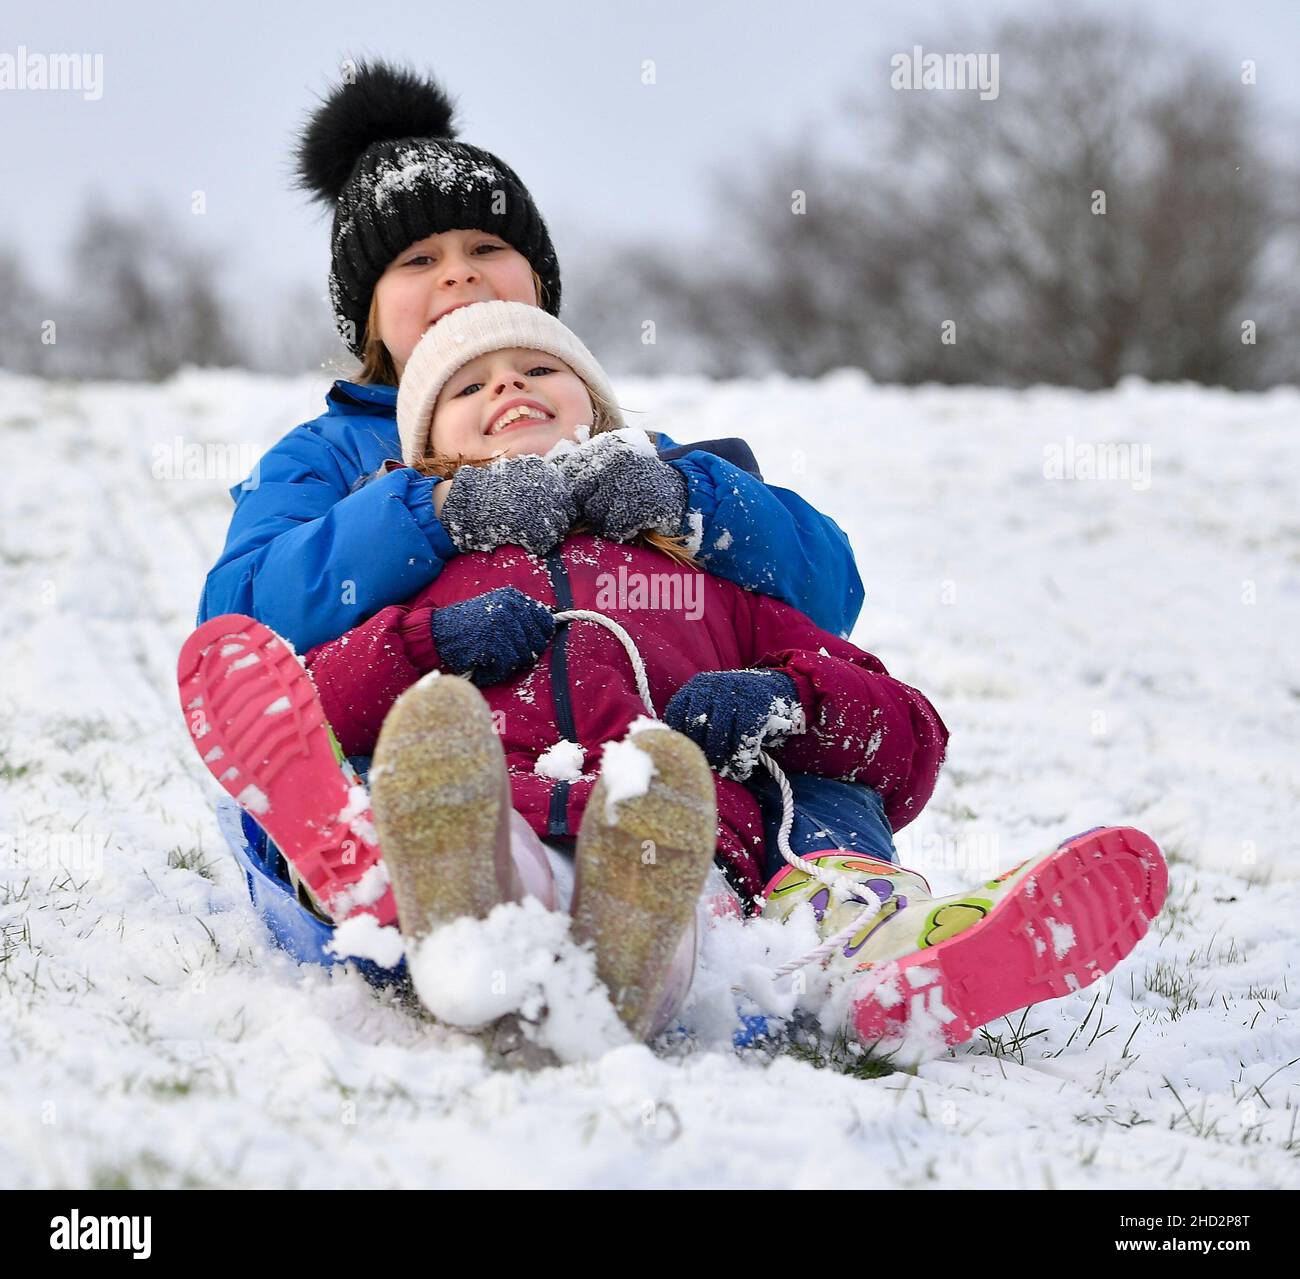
[327,379,398,415]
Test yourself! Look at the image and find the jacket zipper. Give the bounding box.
[545,550,578,837]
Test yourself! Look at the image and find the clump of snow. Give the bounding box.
[534,739,585,782]
[598,734,658,824]
[406,897,632,1062]
[885,988,958,1068]
[327,915,405,968]
[548,428,660,497]
[718,694,807,783]
[681,888,822,1037]
[905,964,940,988]
[330,859,390,915]
[236,784,269,814]
[1044,916,1077,959]
[824,963,955,1069]
[338,783,378,847]
[542,424,592,461]
[681,510,704,555]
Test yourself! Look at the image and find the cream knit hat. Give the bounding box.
[395,300,625,466]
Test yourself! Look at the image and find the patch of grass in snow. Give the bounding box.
[780,1025,897,1079]
[0,748,33,782]
[1161,1077,1239,1143]
[166,844,219,881]
[0,877,32,906]
[1074,1107,1153,1131]
[0,548,45,566]
[1143,958,1201,1020]
[1032,981,1138,1060]
[89,1150,213,1191]
[47,714,118,751]
[972,1007,1051,1063]
[1245,984,1281,1001]
[0,918,34,964]
[1186,932,1246,969]
[1153,872,1198,943]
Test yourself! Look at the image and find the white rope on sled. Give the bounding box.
[553,608,885,981]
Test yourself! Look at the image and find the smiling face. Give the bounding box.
[430,347,593,462]
[375,228,539,378]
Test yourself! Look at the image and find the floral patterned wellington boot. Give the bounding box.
[761,851,937,970]
[763,826,1168,1055]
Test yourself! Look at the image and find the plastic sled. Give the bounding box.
[215,796,771,1046]
[215,795,409,990]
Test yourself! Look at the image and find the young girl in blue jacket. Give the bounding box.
[198,59,894,909]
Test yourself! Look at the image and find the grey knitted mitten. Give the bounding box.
[555,432,689,542]
[439,455,578,556]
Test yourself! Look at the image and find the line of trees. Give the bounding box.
[566,15,1300,389]
[3,14,1296,389]
[0,201,339,381]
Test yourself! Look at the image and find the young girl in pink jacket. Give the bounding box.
[179,302,1166,1056]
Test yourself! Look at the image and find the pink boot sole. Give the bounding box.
[850,826,1168,1051]
[177,614,395,925]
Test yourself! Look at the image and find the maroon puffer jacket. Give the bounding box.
[303,534,948,901]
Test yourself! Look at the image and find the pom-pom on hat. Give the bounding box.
[396,300,624,466]
[293,58,561,359]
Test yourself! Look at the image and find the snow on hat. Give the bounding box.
[396,300,625,466]
[293,58,561,359]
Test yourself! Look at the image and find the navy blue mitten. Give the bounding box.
[430,586,556,688]
[663,669,805,782]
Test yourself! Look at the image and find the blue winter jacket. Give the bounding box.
[196,379,864,653]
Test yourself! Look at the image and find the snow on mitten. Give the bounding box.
[440,455,577,556]
[555,431,689,542]
[663,670,806,782]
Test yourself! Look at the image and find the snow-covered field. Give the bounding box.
[1,366,1296,1189]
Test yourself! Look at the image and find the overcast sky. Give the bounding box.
[3,0,1295,325]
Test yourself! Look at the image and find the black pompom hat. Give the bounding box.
[293,58,561,358]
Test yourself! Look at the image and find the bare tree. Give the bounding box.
[250,280,343,376]
[41,200,245,380]
[0,249,50,374]
[576,15,1297,388]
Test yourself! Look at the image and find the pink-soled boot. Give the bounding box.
[177,614,395,926]
[845,826,1168,1053]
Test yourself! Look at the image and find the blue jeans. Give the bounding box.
[749,774,898,886]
